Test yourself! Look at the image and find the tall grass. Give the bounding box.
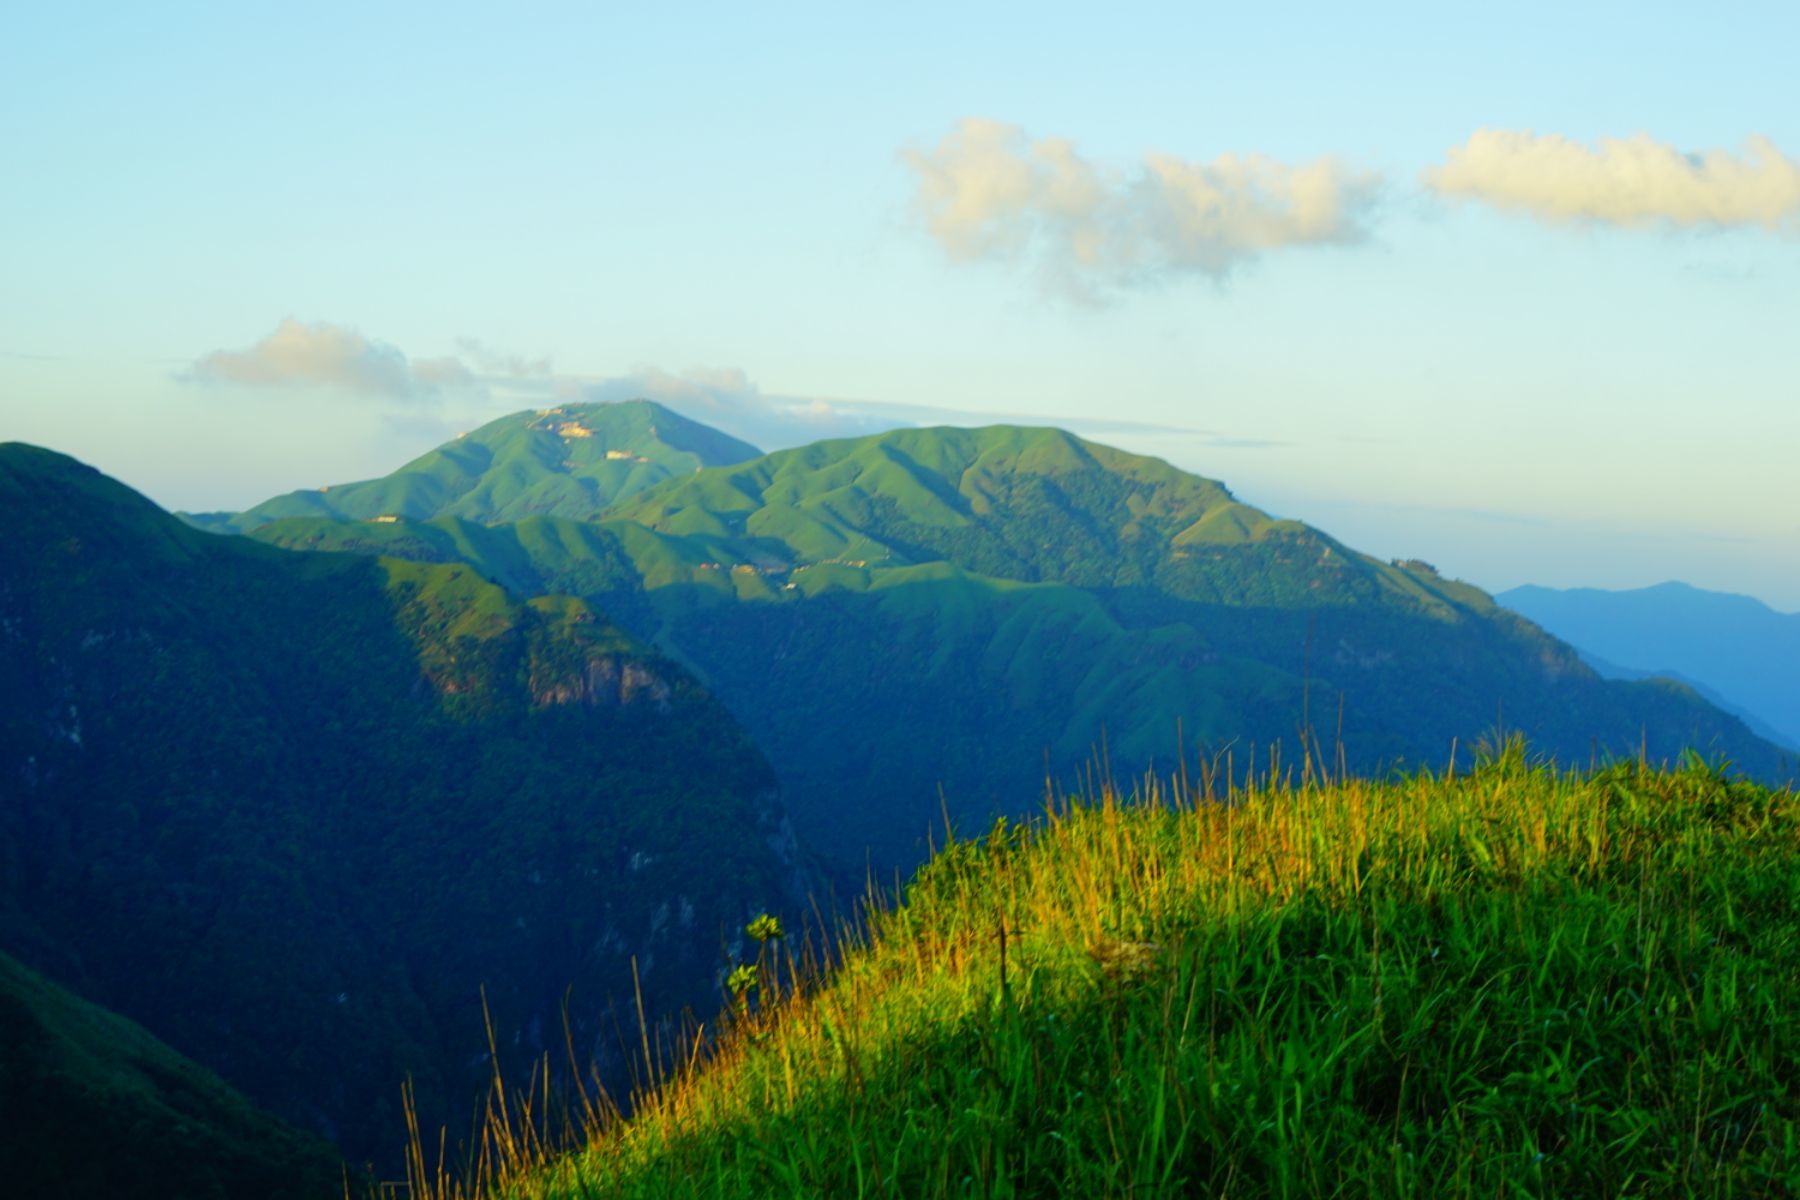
[410,743,1800,1198]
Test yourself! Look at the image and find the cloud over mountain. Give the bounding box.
[180,323,1250,454]
[185,318,472,401]
[578,367,905,449]
[1424,130,1800,230]
[902,118,1381,296]
[183,320,911,448]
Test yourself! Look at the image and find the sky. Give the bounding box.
[4,1,1797,608]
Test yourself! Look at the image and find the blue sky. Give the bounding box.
[4,1,1796,606]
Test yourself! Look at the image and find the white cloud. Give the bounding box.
[185,318,472,402]
[578,371,1287,453]
[183,324,1259,455]
[182,322,876,445]
[1424,130,1800,230]
[902,118,1381,296]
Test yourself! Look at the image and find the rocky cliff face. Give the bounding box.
[528,653,675,712]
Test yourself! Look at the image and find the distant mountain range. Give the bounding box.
[209,400,1790,866]
[1500,582,1800,751]
[1,443,807,1167]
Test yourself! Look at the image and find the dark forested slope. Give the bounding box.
[0,443,807,1165]
[0,948,346,1200]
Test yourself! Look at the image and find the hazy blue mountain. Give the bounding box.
[1571,649,1797,751]
[1,442,807,1167]
[1500,582,1800,750]
[236,418,1792,868]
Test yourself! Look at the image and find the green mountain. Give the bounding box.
[241,418,1791,867]
[201,399,762,532]
[0,443,807,1167]
[602,422,1443,606]
[0,947,345,1200]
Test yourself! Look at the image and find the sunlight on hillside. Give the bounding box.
[417,748,1800,1199]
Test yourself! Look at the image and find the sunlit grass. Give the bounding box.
[415,743,1800,1198]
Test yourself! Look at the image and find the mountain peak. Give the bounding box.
[219,398,763,531]
[497,397,737,445]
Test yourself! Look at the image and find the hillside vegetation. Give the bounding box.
[439,751,1798,1199]
[0,443,806,1167]
[240,404,1792,867]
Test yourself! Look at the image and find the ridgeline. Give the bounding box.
[234,402,1792,867]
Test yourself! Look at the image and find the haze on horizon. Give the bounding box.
[3,1,1796,608]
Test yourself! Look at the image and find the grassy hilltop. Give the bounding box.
[434,751,1799,1199]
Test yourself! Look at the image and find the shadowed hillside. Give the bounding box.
[0,948,346,1200]
[0,442,808,1166]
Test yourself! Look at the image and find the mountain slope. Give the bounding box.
[206,399,761,531]
[0,442,806,1166]
[238,420,1790,866]
[0,948,345,1200]
[1501,582,1800,749]
[1569,649,1796,751]
[605,423,1471,610]
[475,760,1800,1199]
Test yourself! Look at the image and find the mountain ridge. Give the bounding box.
[224,417,1792,866]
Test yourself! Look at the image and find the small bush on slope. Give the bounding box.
[426,750,1800,1199]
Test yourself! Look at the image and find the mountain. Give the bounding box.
[0,442,808,1166]
[237,414,1791,868]
[0,947,345,1200]
[1500,582,1800,750]
[195,399,762,532]
[1569,650,1796,751]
